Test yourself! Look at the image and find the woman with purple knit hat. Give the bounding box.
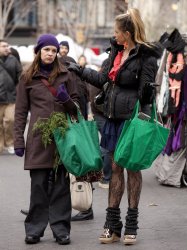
[14,34,80,245]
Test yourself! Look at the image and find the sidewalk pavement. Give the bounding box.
[0,153,187,250]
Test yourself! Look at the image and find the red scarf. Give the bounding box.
[108,50,124,81]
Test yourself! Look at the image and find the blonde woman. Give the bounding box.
[69,8,162,245]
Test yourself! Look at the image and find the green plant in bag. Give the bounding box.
[32,112,68,168]
[53,111,103,176]
[33,112,68,147]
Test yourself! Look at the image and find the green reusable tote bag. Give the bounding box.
[114,101,170,171]
[53,112,103,176]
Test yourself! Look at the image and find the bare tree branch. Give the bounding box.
[0,0,36,39]
[5,1,37,38]
[2,0,14,26]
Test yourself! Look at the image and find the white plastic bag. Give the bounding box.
[153,149,186,188]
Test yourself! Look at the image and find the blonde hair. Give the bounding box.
[115,8,149,46]
[23,51,63,84]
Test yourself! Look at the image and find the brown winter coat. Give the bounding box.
[14,67,79,170]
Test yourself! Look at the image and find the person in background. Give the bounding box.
[14,34,79,245]
[59,48,89,120]
[76,54,89,119]
[59,41,70,57]
[78,54,87,68]
[9,47,21,63]
[58,40,76,64]
[69,8,161,245]
[0,39,22,155]
[88,58,112,189]
[59,41,69,56]
[71,54,93,221]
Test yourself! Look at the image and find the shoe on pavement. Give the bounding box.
[99,228,120,244]
[20,209,29,216]
[7,146,15,154]
[123,235,137,245]
[56,235,70,245]
[98,179,109,189]
[25,236,40,244]
[71,207,94,221]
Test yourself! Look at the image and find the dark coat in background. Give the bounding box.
[88,58,110,116]
[14,68,79,170]
[59,55,89,118]
[0,54,22,103]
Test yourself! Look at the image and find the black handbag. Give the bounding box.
[94,82,109,113]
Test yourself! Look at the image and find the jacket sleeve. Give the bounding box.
[138,56,158,105]
[63,71,80,115]
[81,61,109,89]
[14,76,29,149]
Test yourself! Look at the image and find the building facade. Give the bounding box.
[6,0,187,51]
[7,0,127,52]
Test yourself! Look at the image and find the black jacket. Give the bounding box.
[82,38,162,120]
[0,55,22,103]
[58,55,89,118]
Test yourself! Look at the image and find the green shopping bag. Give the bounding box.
[114,101,170,171]
[53,112,103,176]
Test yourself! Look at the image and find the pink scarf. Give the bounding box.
[167,52,184,107]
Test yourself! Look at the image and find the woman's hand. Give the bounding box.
[68,62,83,76]
[15,148,25,157]
[56,84,70,102]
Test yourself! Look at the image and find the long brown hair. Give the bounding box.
[23,51,63,84]
[115,8,150,46]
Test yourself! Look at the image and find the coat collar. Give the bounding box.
[108,37,163,59]
[33,65,68,79]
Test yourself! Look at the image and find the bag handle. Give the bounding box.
[132,100,158,123]
[150,101,158,123]
[66,110,84,126]
[131,100,140,119]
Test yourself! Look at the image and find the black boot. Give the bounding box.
[71,207,94,221]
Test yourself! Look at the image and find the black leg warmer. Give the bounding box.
[104,207,123,237]
[124,208,139,235]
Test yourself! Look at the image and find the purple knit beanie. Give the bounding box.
[34,34,60,54]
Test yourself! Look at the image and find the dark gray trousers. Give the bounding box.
[25,166,71,238]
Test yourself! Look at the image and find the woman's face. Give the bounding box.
[114,23,128,45]
[40,46,57,64]
[78,56,87,67]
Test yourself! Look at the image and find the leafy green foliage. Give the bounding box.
[32,112,68,148]
[32,112,68,169]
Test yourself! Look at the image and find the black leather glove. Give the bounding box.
[68,62,83,76]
